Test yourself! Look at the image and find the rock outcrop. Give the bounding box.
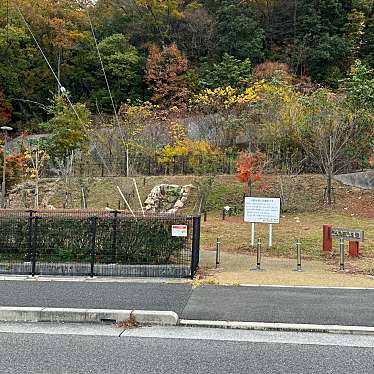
[144,184,193,213]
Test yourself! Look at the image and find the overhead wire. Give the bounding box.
[14,1,110,173]
[86,6,120,126]
[6,0,9,44]
[15,3,81,122]
[85,4,131,177]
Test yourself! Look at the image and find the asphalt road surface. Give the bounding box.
[0,324,373,374]
[181,285,374,326]
[1,280,374,326]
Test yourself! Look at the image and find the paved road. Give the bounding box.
[0,325,373,373]
[1,280,374,326]
[182,285,374,326]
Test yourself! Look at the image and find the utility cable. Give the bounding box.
[86,6,120,126]
[85,5,130,177]
[15,4,81,122]
[14,2,110,173]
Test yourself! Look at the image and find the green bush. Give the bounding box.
[0,215,189,265]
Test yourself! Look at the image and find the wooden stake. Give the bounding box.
[116,186,135,217]
[133,178,144,216]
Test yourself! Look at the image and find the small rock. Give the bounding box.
[174,200,184,208]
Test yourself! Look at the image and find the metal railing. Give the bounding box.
[42,154,238,178]
[0,210,201,279]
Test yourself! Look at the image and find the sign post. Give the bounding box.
[331,227,364,269]
[244,197,281,268]
[268,224,273,249]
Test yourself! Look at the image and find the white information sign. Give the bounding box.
[244,197,281,224]
[172,225,188,237]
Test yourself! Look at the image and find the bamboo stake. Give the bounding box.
[133,178,145,217]
[81,186,87,209]
[116,186,135,218]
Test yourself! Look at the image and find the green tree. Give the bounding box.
[90,33,144,110]
[205,0,265,62]
[43,96,91,159]
[292,0,351,85]
[341,59,374,110]
[197,54,252,90]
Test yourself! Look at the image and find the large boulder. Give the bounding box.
[144,184,193,213]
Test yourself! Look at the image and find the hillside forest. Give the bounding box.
[0,0,374,194]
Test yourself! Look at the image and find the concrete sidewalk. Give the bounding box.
[0,280,192,315]
[1,279,374,328]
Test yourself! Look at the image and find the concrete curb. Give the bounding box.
[0,275,189,284]
[179,319,374,335]
[2,307,374,335]
[0,307,178,326]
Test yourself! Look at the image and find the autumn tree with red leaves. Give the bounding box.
[370,152,374,167]
[236,151,266,196]
[0,90,12,125]
[145,43,189,108]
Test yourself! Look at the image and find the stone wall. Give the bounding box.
[334,171,374,190]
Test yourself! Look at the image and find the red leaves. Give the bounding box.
[370,153,374,167]
[236,151,266,185]
[145,43,189,108]
[0,89,12,124]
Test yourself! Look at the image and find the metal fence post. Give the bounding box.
[111,211,118,264]
[256,238,262,270]
[294,239,302,272]
[31,216,38,277]
[340,238,345,271]
[216,238,221,268]
[90,217,98,278]
[252,238,264,271]
[191,216,201,279]
[26,210,33,263]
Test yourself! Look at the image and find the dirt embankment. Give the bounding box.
[6,174,374,218]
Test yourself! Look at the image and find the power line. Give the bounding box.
[86,6,120,126]
[14,3,110,172]
[15,4,81,122]
[6,0,9,44]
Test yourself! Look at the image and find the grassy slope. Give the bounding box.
[13,174,374,274]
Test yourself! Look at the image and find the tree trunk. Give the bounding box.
[327,167,332,206]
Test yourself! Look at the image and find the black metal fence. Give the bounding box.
[0,210,201,279]
[43,154,238,178]
[40,149,370,179]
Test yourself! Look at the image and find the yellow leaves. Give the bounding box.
[158,139,220,164]
[191,83,265,110]
[29,169,38,179]
[23,152,32,161]
[169,122,187,144]
[120,102,158,120]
